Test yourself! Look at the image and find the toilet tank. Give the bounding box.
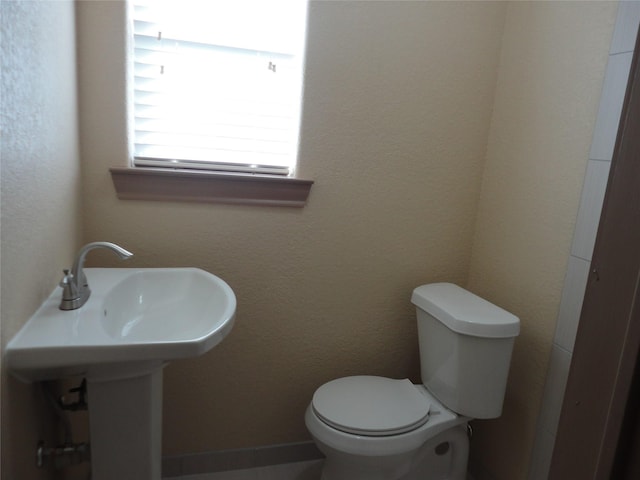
[411,283,520,419]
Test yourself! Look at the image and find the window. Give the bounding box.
[112,0,313,207]
[131,0,307,176]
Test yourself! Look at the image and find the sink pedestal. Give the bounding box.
[87,369,163,480]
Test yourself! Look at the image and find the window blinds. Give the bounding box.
[132,0,307,175]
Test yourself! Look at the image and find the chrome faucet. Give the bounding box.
[59,242,133,310]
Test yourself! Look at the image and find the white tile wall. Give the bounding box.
[589,52,633,161]
[536,346,572,437]
[528,427,557,480]
[528,3,640,479]
[570,159,612,261]
[553,255,591,351]
[610,1,640,54]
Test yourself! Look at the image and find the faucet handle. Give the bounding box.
[59,269,78,300]
[59,269,72,285]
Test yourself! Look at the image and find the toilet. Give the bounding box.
[305,283,520,480]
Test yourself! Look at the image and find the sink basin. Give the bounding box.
[5,267,236,382]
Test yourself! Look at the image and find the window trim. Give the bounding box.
[110,167,313,207]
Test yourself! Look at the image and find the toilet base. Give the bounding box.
[317,424,469,480]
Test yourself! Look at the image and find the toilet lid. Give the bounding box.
[311,376,431,436]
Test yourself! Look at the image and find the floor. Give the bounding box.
[169,459,475,480]
[171,459,324,480]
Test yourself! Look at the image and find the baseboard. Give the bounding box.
[162,441,324,478]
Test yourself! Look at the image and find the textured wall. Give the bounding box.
[76,0,506,453]
[466,2,617,479]
[0,1,82,479]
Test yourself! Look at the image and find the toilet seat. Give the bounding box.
[311,376,431,436]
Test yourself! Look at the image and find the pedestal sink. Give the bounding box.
[5,267,236,480]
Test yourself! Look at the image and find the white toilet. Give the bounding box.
[305,283,520,480]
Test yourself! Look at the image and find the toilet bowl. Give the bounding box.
[305,283,520,480]
[305,376,470,480]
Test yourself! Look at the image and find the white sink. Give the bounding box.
[5,267,236,382]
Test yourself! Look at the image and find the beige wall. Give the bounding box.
[466,2,617,479]
[0,1,82,479]
[76,0,506,454]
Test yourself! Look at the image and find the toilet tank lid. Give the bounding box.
[411,283,520,338]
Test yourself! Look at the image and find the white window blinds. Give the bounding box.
[132,0,307,175]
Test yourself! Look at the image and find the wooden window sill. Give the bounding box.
[110,167,313,207]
